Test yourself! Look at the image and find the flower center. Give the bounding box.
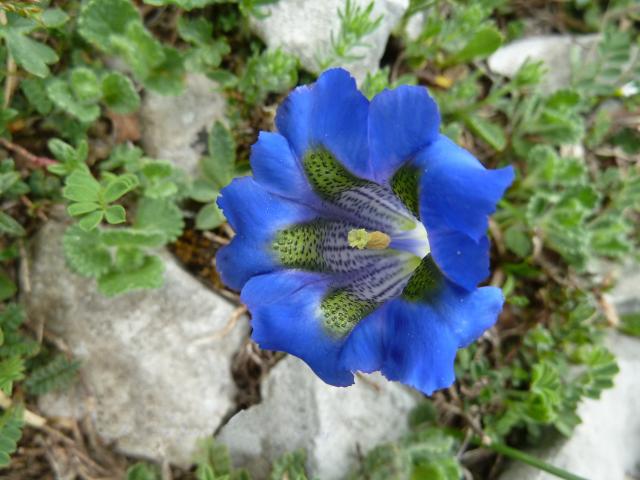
[347,229,391,250]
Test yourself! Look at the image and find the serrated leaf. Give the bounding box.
[63,225,112,278]
[78,210,105,231]
[465,114,506,151]
[101,72,141,113]
[5,30,58,78]
[67,202,101,216]
[47,79,101,123]
[134,198,184,242]
[98,255,164,296]
[202,121,235,188]
[0,212,25,237]
[70,67,102,103]
[195,202,225,230]
[63,169,101,202]
[104,174,139,203]
[101,229,166,248]
[25,356,80,395]
[0,406,24,468]
[48,138,88,165]
[105,205,127,224]
[0,357,25,395]
[20,78,52,115]
[78,0,140,48]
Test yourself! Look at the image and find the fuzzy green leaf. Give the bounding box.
[0,406,24,467]
[47,78,101,123]
[103,174,139,203]
[101,229,166,248]
[195,202,225,230]
[4,30,58,78]
[126,463,160,480]
[24,355,80,396]
[40,8,70,28]
[105,205,127,224]
[134,198,184,243]
[70,67,102,103]
[102,72,141,113]
[0,272,17,302]
[465,114,506,151]
[78,0,140,48]
[20,78,53,115]
[67,202,101,217]
[0,357,25,395]
[98,255,164,296]
[78,210,105,231]
[0,212,26,237]
[63,225,112,278]
[202,121,236,189]
[451,27,503,63]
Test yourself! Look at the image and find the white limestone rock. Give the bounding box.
[250,0,410,83]
[217,355,420,479]
[140,73,226,176]
[488,35,599,93]
[26,220,246,466]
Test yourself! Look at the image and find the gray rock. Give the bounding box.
[488,35,599,93]
[250,0,410,83]
[499,265,640,480]
[26,220,246,466]
[140,73,226,176]
[217,355,420,480]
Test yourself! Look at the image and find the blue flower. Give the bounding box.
[216,68,514,395]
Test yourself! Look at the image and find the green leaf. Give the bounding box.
[63,225,112,278]
[195,203,225,230]
[105,205,127,224]
[126,462,160,480]
[190,179,219,203]
[0,212,25,237]
[101,229,166,248]
[20,78,53,115]
[270,450,308,480]
[144,0,221,9]
[67,202,101,216]
[47,78,101,123]
[48,138,88,166]
[102,72,141,113]
[619,312,640,337]
[193,438,232,477]
[70,67,102,103]
[0,271,17,302]
[4,30,58,78]
[0,406,24,468]
[504,226,532,258]
[465,114,506,151]
[24,355,80,395]
[0,357,25,395]
[40,8,70,28]
[202,121,236,188]
[78,210,105,231]
[98,255,164,296]
[78,0,140,48]
[134,198,184,243]
[451,27,503,63]
[103,173,139,203]
[63,169,101,203]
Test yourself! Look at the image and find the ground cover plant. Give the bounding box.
[0,0,638,479]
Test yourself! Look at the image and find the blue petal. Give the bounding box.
[216,177,317,291]
[417,135,515,241]
[275,68,372,180]
[342,281,504,395]
[368,85,440,183]
[250,131,316,203]
[241,270,355,386]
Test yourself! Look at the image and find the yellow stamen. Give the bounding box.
[348,229,391,250]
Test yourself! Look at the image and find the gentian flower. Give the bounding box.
[216,68,514,395]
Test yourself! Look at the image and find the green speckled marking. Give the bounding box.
[303,149,365,199]
[391,165,420,218]
[402,254,442,302]
[321,290,378,337]
[273,222,325,270]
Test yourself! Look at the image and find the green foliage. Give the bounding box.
[193,437,251,480]
[190,122,245,230]
[319,0,382,70]
[24,355,80,395]
[0,406,24,468]
[78,0,185,95]
[237,49,298,106]
[126,462,161,480]
[619,312,640,337]
[270,450,309,480]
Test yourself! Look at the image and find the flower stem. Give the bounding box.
[486,441,587,480]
